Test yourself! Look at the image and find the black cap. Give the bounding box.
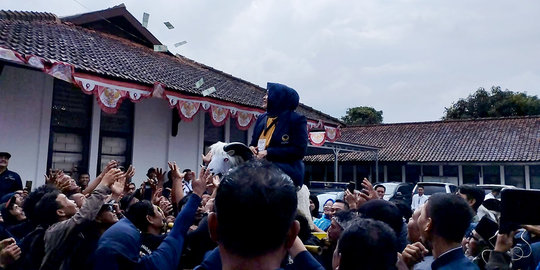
[0,152,11,159]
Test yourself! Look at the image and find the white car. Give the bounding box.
[412,182,458,197]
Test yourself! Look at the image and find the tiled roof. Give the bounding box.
[0,10,59,23]
[305,116,540,163]
[0,8,341,126]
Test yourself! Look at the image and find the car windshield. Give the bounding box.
[416,185,446,195]
[383,184,399,195]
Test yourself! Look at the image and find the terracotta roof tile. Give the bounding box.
[305,116,540,163]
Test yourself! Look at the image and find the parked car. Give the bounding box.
[412,182,458,197]
[309,181,347,214]
[477,184,516,195]
[373,182,414,206]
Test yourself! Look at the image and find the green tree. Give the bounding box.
[341,106,383,125]
[443,86,540,120]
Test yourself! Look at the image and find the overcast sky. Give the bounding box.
[3,0,540,123]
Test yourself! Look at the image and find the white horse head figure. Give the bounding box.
[206,142,254,176]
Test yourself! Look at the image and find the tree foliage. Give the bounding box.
[341,106,383,125]
[443,86,540,120]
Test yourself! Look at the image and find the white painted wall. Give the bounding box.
[131,98,171,185]
[0,66,53,188]
[168,112,203,175]
[131,99,204,186]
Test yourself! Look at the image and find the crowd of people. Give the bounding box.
[0,151,539,270]
[0,82,538,270]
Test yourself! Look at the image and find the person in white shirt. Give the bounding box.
[484,187,501,201]
[182,169,193,196]
[411,185,428,211]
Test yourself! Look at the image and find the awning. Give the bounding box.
[306,140,381,182]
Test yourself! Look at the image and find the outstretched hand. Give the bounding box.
[359,178,378,202]
[101,168,123,187]
[192,166,212,197]
[110,170,127,198]
[168,162,186,180]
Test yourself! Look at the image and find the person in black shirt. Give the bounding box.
[0,152,22,199]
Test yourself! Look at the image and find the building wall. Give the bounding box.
[168,112,204,176]
[131,98,173,185]
[305,161,540,189]
[131,98,205,186]
[0,65,53,188]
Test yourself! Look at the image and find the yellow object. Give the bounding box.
[258,117,277,149]
[312,232,327,240]
[305,245,323,255]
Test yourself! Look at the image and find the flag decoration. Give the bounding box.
[0,45,340,137]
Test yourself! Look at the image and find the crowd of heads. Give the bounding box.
[0,148,538,270]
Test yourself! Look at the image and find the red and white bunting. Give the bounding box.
[164,92,263,128]
[74,74,152,114]
[309,131,327,146]
[325,126,340,142]
[46,62,74,83]
[0,47,25,64]
[0,46,338,134]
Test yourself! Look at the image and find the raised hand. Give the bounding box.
[201,152,213,165]
[100,160,118,177]
[359,178,378,202]
[192,167,211,197]
[0,238,20,268]
[399,242,428,268]
[167,162,186,180]
[155,167,165,186]
[206,175,220,195]
[101,168,123,187]
[125,165,135,179]
[110,170,127,198]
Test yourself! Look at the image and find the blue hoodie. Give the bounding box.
[93,194,202,270]
[250,83,308,187]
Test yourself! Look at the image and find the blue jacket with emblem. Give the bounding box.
[249,83,308,187]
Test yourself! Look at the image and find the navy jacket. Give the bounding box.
[432,247,479,270]
[93,194,202,270]
[249,83,308,187]
[0,169,22,199]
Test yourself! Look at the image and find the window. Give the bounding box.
[443,166,458,177]
[341,164,354,182]
[98,101,134,173]
[47,79,92,174]
[371,164,384,183]
[356,165,371,181]
[483,166,500,185]
[326,164,335,182]
[387,164,402,182]
[462,166,480,184]
[530,166,540,189]
[311,163,325,181]
[204,113,225,154]
[505,166,525,188]
[423,165,439,177]
[229,121,248,144]
[405,165,420,183]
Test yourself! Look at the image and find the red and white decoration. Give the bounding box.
[164,92,261,130]
[74,73,153,114]
[0,46,341,137]
[307,120,341,145]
